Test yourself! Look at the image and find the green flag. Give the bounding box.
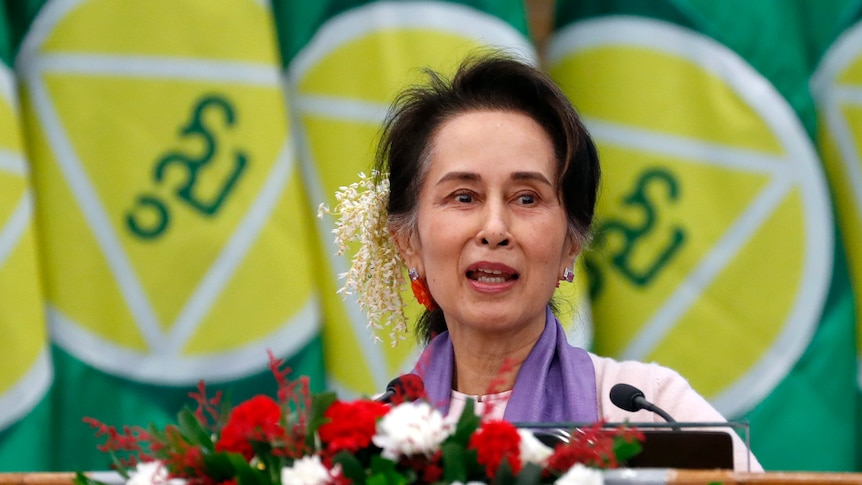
[0,2,52,472]
[273,0,543,397]
[5,0,324,471]
[811,3,862,471]
[548,0,858,471]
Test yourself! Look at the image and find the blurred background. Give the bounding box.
[0,0,860,473]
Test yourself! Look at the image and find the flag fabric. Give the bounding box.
[3,0,324,471]
[6,0,861,474]
[0,2,53,472]
[811,2,862,470]
[548,0,859,471]
[272,0,541,398]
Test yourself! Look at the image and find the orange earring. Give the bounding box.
[409,268,437,311]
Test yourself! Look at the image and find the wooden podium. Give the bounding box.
[670,470,862,484]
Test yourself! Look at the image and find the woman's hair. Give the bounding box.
[373,52,601,344]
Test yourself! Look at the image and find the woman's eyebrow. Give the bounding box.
[512,171,553,186]
[435,171,552,186]
[436,172,480,185]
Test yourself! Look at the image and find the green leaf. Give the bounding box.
[333,451,366,485]
[367,455,408,485]
[72,472,109,485]
[252,445,286,485]
[448,399,480,446]
[613,437,643,463]
[199,450,271,485]
[177,408,213,449]
[201,452,237,478]
[103,453,131,479]
[492,458,516,485]
[216,395,233,429]
[366,475,385,485]
[143,424,170,463]
[145,423,167,445]
[306,391,337,448]
[369,455,396,473]
[514,462,543,485]
[441,442,467,483]
[226,453,270,485]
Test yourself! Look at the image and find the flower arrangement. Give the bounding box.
[75,354,643,485]
[318,171,410,346]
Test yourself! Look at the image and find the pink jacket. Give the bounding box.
[590,353,763,472]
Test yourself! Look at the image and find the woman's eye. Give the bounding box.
[455,193,473,203]
[519,194,536,205]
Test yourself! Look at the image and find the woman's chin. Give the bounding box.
[450,306,544,337]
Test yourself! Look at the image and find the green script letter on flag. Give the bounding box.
[548,0,858,471]
[0,2,52,472]
[273,0,547,397]
[10,0,323,470]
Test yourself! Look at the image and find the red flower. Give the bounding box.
[402,450,443,483]
[215,395,284,460]
[468,420,522,478]
[317,399,389,455]
[420,462,443,483]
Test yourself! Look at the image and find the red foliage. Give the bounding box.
[546,422,644,472]
[479,358,518,418]
[188,381,222,428]
[468,420,522,478]
[83,418,152,468]
[267,351,313,458]
[317,399,390,456]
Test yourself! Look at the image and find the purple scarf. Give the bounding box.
[411,306,598,424]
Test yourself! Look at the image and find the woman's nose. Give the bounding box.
[478,203,511,248]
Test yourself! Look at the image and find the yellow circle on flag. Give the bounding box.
[0,63,51,431]
[548,17,833,417]
[812,19,862,387]
[17,0,318,384]
[288,1,536,395]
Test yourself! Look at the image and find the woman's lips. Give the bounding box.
[466,263,519,283]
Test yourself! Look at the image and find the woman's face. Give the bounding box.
[397,110,579,338]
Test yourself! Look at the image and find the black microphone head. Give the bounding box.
[383,374,426,403]
[398,373,425,391]
[610,383,646,412]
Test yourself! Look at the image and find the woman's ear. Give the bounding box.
[569,232,583,258]
[391,226,421,270]
[562,233,582,270]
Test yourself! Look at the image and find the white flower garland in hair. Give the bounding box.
[319,171,409,345]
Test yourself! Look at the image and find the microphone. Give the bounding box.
[375,374,425,404]
[610,383,677,423]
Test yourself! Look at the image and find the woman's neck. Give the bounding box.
[448,322,544,396]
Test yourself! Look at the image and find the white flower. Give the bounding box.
[323,171,410,345]
[281,455,333,485]
[372,401,452,460]
[518,429,554,466]
[554,464,604,485]
[126,461,186,485]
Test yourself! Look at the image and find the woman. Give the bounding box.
[330,53,761,472]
